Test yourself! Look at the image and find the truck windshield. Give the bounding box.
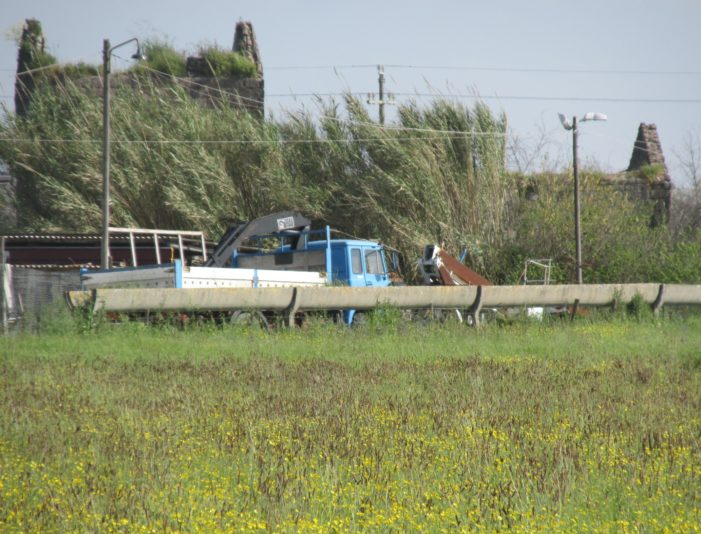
[364,249,385,275]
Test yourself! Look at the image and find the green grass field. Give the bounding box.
[1,316,700,532]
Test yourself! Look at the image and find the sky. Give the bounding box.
[1,0,700,186]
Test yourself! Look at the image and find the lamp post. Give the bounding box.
[101,38,143,269]
[558,112,607,284]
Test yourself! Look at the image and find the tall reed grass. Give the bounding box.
[0,75,511,279]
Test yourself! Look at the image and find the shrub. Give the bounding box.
[22,47,56,70]
[500,172,701,284]
[59,62,99,78]
[626,292,653,321]
[198,46,257,77]
[637,163,665,183]
[142,40,187,77]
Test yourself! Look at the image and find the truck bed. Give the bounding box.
[81,260,326,290]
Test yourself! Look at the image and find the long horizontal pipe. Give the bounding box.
[66,284,701,314]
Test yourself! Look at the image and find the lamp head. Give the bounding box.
[131,45,146,61]
[558,112,573,131]
[581,112,607,122]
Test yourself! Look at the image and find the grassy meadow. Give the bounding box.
[1,316,700,532]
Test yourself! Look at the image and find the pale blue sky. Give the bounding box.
[2,0,700,184]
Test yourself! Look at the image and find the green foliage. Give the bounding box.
[20,45,56,70]
[17,19,56,72]
[1,319,700,531]
[198,46,257,77]
[0,81,510,282]
[501,172,701,283]
[30,62,100,82]
[636,163,665,183]
[141,40,187,77]
[58,62,99,78]
[2,73,698,283]
[33,300,106,335]
[626,292,653,321]
[364,304,406,330]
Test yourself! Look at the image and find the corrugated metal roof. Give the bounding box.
[1,233,213,245]
[10,263,95,270]
[2,233,177,241]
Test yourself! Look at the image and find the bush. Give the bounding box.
[22,47,56,70]
[500,172,701,284]
[198,46,257,77]
[142,40,187,77]
[626,293,653,321]
[636,163,665,183]
[58,62,99,78]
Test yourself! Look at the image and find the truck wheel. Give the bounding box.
[230,310,270,330]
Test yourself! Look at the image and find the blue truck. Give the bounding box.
[81,211,393,325]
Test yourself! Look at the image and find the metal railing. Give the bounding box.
[107,227,208,267]
[67,283,701,326]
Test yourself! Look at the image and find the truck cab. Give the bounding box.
[234,237,391,288]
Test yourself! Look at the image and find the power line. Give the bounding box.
[396,93,701,104]
[383,64,701,76]
[266,63,701,76]
[8,60,699,106]
[266,91,701,104]
[8,62,701,76]
[267,64,377,71]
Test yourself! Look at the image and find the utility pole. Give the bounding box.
[558,111,606,285]
[572,115,582,285]
[101,37,143,270]
[101,38,111,270]
[367,65,395,125]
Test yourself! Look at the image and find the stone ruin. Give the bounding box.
[14,19,48,117]
[610,123,672,225]
[13,19,265,116]
[183,21,264,114]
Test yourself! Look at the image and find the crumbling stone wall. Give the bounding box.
[182,21,264,114]
[610,123,672,225]
[13,19,264,116]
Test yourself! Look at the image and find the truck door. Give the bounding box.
[348,247,365,287]
[363,247,388,286]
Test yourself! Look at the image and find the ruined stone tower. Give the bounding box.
[13,19,265,116]
[628,124,669,177]
[14,19,49,116]
[233,20,263,76]
[621,123,672,224]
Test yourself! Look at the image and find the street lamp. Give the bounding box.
[558,111,607,284]
[101,38,144,269]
